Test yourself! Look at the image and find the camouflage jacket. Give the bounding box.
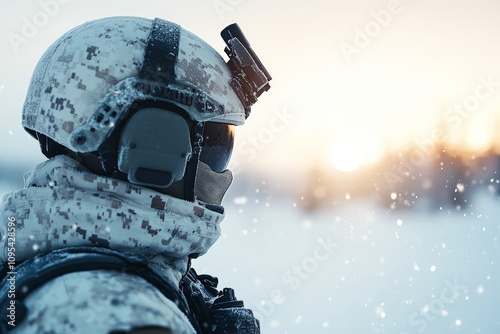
[0,155,226,333]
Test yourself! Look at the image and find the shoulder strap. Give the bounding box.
[1,247,260,333]
[0,247,195,331]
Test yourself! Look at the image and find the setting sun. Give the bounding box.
[465,116,494,153]
[329,131,384,172]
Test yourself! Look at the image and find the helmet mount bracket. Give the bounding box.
[221,23,272,117]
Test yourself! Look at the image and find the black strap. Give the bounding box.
[136,18,202,202]
[140,18,180,83]
[0,247,195,331]
[180,268,219,333]
[1,248,260,333]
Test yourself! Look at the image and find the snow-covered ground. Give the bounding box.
[195,184,500,334]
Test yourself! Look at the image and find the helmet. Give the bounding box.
[22,16,271,202]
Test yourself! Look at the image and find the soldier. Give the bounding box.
[0,16,271,333]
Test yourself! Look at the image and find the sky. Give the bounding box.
[1,0,500,179]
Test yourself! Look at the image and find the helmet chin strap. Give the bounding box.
[194,161,233,206]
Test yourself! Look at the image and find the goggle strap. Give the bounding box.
[183,121,205,201]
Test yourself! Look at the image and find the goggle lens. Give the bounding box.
[200,122,235,173]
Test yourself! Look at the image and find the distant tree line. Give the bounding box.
[302,147,500,211]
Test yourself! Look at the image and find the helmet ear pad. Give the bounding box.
[117,108,193,189]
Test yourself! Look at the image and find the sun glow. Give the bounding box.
[329,131,384,172]
[465,116,494,153]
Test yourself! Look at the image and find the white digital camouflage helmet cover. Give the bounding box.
[22,16,253,153]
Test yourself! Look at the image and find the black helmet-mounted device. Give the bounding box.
[221,23,272,118]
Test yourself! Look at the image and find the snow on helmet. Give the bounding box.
[21,16,271,198]
[22,16,271,154]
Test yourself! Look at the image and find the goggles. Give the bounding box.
[200,122,235,173]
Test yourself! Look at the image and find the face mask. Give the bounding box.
[195,161,233,205]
